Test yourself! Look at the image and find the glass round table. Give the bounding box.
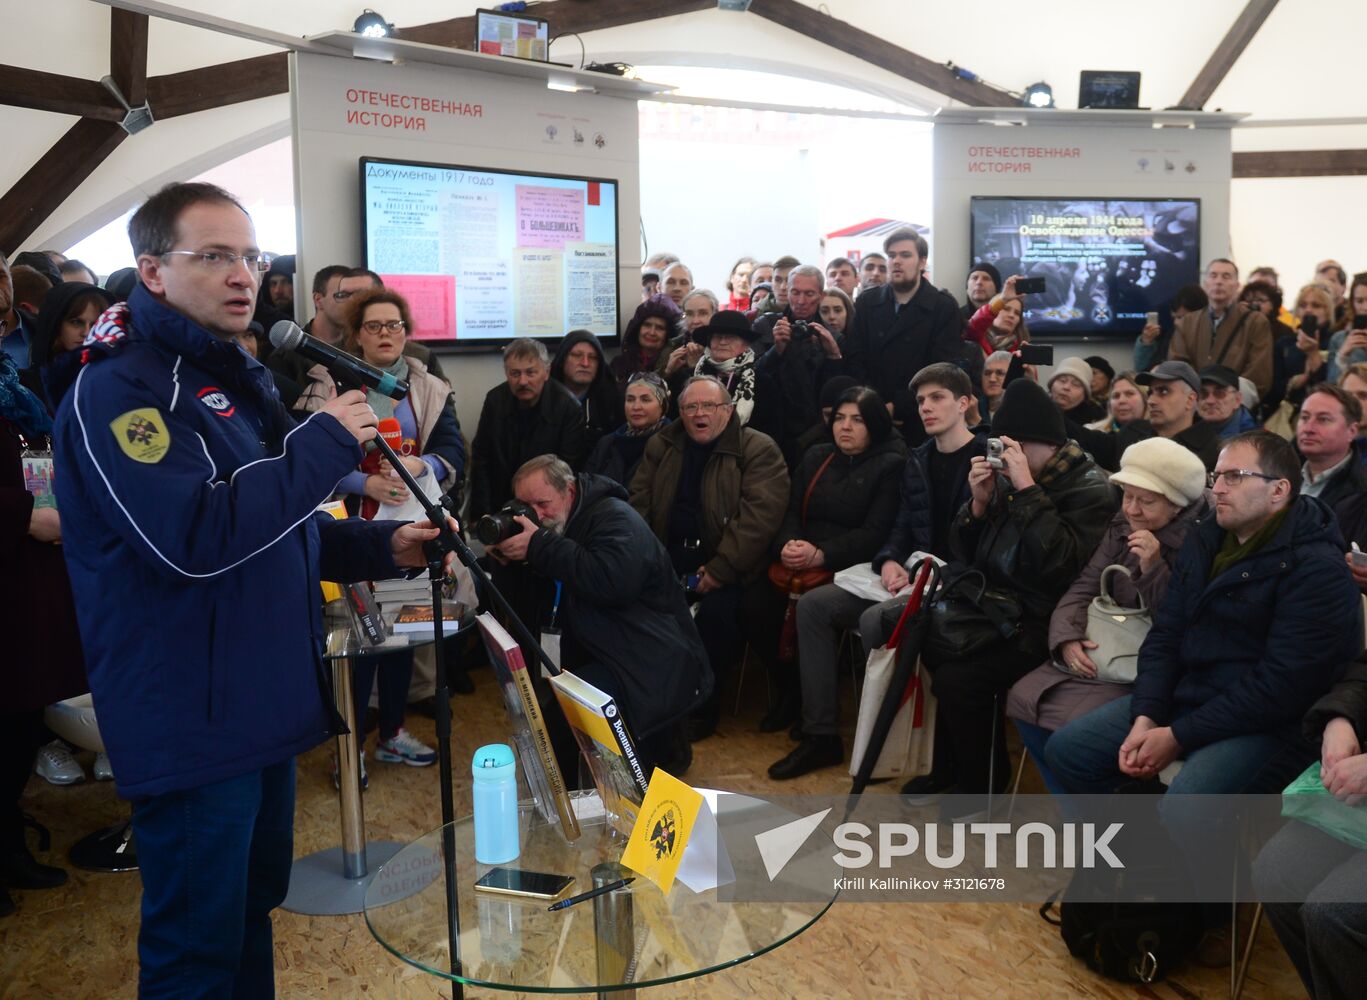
[365,796,837,994]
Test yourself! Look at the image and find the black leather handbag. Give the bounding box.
[923,566,1022,661]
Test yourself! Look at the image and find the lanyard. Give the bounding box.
[549,581,563,630]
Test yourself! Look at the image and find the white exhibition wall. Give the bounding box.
[290,46,643,414]
[1230,176,1367,294]
[637,110,934,295]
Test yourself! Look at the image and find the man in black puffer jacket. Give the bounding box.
[488,456,711,777]
[921,378,1115,807]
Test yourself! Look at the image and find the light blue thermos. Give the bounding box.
[472,743,519,864]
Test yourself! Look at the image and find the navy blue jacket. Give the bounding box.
[872,428,989,571]
[51,286,407,799]
[1132,495,1362,752]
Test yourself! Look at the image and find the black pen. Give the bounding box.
[547,877,635,911]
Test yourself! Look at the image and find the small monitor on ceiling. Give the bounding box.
[475,7,549,62]
[1078,71,1141,110]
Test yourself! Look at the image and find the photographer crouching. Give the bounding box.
[484,455,711,777]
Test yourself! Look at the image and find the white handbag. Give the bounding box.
[1081,565,1151,684]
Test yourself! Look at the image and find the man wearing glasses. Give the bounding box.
[1047,430,1360,910]
[631,375,789,739]
[49,182,456,997]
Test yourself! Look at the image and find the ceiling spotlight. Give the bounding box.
[353,9,393,38]
[1022,82,1055,109]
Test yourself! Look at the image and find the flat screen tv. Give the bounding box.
[969,196,1199,335]
[360,157,620,347]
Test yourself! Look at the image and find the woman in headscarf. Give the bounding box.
[609,294,681,392]
[584,371,671,488]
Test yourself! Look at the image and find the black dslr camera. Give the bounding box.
[475,501,540,545]
[789,319,814,342]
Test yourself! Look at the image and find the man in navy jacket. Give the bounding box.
[1047,431,1361,914]
[51,182,451,998]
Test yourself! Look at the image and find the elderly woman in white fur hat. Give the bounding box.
[1006,437,1212,794]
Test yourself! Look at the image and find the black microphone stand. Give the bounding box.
[332,375,560,999]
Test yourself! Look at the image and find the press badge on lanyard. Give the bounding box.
[21,440,56,510]
[540,581,563,679]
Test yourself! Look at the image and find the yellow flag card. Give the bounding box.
[620,771,733,894]
[620,769,701,894]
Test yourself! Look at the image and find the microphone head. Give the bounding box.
[269,320,304,350]
[378,416,403,446]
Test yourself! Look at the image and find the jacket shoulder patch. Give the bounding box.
[110,407,171,464]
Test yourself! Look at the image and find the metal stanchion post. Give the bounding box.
[333,655,367,880]
[591,862,637,1000]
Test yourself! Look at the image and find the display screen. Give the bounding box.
[969,196,1200,335]
[361,157,620,346]
[475,9,549,61]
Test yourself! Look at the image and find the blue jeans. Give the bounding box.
[1046,696,1314,910]
[130,759,295,999]
[1045,696,1313,798]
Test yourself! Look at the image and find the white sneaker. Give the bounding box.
[374,728,437,767]
[93,752,114,782]
[34,740,84,785]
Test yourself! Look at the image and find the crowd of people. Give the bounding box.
[5,191,1367,997]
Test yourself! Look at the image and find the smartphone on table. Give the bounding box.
[474,867,576,901]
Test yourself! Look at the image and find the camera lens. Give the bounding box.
[474,513,514,545]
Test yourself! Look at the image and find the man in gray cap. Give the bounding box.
[1198,364,1257,439]
[1066,360,1222,472]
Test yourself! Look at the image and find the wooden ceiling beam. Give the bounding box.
[0,64,124,120]
[396,0,715,48]
[1233,149,1367,178]
[747,0,1018,106]
[110,8,150,106]
[144,52,288,120]
[1177,0,1280,110]
[0,119,128,255]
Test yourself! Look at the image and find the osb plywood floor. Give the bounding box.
[1,660,1305,999]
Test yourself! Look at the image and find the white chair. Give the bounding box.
[43,695,137,872]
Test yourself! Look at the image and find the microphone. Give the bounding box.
[378,416,403,451]
[269,320,409,400]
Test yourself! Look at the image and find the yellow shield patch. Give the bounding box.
[110,408,171,464]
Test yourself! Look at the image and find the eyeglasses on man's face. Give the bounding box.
[680,401,729,415]
[160,249,272,273]
[1207,468,1281,488]
[360,319,406,334]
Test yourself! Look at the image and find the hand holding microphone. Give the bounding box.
[322,389,378,445]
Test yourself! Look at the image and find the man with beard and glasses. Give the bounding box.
[489,455,710,776]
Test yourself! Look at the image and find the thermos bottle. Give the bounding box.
[472,743,519,864]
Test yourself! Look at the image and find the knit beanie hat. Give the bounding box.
[969,261,1002,291]
[1048,357,1095,392]
[1110,437,1207,508]
[991,378,1067,445]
